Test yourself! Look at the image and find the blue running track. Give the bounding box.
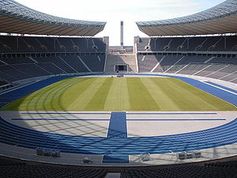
[1,116,237,163]
[176,77,237,106]
[103,112,129,163]
[0,74,237,163]
[206,82,237,94]
[0,76,71,107]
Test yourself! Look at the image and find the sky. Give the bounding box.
[16,0,225,46]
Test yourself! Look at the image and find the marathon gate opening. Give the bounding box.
[115,64,128,72]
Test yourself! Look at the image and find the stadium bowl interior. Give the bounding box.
[0,0,237,177]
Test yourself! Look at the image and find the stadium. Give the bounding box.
[0,0,237,177]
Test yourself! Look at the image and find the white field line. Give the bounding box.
[203,81,237,96]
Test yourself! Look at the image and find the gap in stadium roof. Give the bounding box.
[15,0,225,46]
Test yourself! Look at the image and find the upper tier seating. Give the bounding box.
[137,36,237,52]
[0,36,106,53]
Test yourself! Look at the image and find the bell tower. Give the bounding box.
[120,21,124,48]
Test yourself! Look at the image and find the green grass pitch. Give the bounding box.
[2,77,236,111]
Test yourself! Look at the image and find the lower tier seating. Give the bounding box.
[0,156,236,178]
[138,54,237,83]
[0,54,105,82]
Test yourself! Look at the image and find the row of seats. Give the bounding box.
[205,160,237,168]
[0,164,107,178]
[1,156,236,178]
[121,164,237,178]
[0,35,106,53]
[137,36,237,52]
[137,54,237,83]
[0,54,105,82]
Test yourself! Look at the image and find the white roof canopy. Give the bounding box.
[136,0,237,36]
[0,0,106,36]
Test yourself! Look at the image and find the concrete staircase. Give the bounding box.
[105,54,137,73]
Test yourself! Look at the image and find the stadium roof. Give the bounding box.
[0,0,106,36]
[136,0,237,36]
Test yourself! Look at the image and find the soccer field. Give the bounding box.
[2,77,236,111]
